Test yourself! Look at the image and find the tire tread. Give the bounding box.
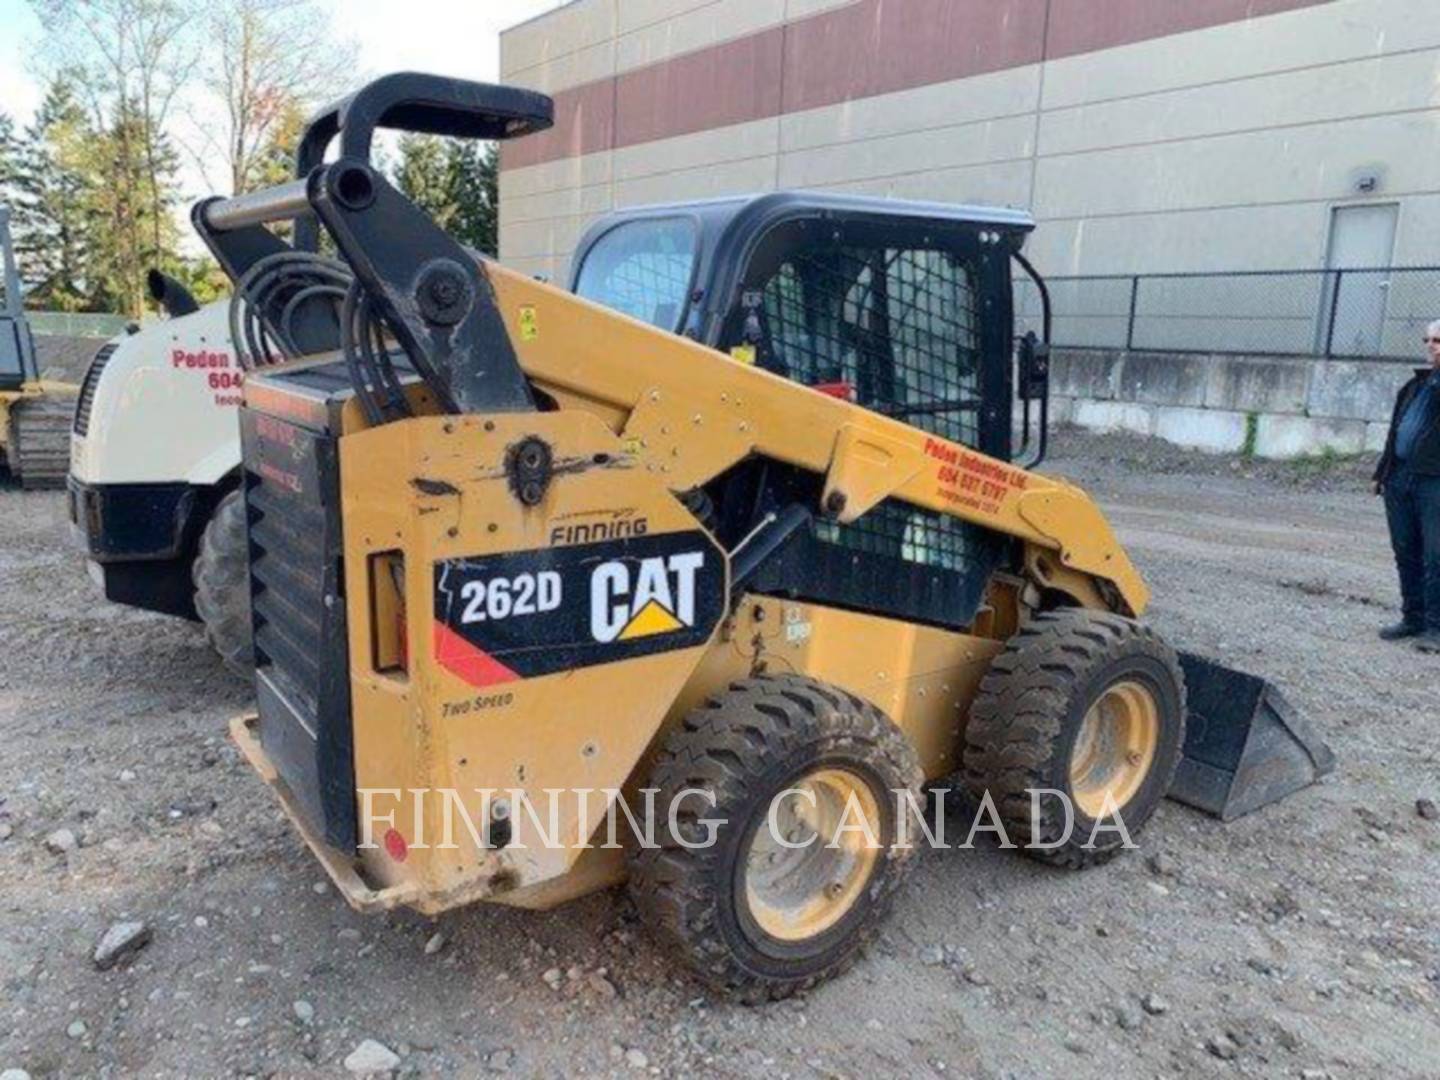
[961,609,1185,870]
[193,489,254,675]
[628,674,922,1001]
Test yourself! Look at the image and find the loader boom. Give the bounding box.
[484,264,1148,615]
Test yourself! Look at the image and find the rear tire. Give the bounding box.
[961,609,1185,869]
[628,675,922,1001]
[193,489,253,675]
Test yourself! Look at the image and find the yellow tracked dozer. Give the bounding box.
[198,74,1333,999]
[1,207,77,489]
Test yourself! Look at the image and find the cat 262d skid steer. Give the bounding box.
[197,74,1333,998]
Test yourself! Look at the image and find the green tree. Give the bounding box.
[87,102,184,315]
[30,0,193,316]
[0,113,18,188]
[394,136,500,256]
[6,78,100,311]
[241,98,306,194]
[171,255,231,305]
[0,112,18,312]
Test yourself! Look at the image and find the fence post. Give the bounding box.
[1323,269,1342,358]
[1125,275,1140,350]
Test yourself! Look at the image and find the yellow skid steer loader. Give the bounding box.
[195,74,1333,999]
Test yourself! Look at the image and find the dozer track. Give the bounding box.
[9,394,76,489]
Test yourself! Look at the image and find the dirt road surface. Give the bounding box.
[2,434,1437,1078]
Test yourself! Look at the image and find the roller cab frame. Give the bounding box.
[206,73,1331,995]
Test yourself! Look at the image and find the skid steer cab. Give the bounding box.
[201,72,1332,1001]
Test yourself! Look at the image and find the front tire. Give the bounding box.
[193,489,253,675]
[962,609,1185,869]
[628,675,922,1000]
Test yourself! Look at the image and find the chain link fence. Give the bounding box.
[23,266,1439,358]
[25,311,142,338]
[1016,266,1440,360]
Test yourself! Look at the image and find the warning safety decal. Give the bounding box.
[433,530,726,688]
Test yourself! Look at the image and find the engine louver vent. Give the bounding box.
[72,342,119,436]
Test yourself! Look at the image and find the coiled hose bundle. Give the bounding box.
[228,249,461,426]
[228,251,352,370]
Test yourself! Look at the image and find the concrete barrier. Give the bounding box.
[1050,348,1415,460]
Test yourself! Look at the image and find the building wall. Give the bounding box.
[498,0,1440,288]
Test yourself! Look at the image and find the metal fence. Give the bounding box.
[20,266,1440,358]
[1015,266,1440,360]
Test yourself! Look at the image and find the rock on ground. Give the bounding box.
[92,921,151,970]
[344,1039,401,1075]
[624,1047,649,1069]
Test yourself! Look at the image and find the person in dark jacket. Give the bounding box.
[1374,320,1440,652]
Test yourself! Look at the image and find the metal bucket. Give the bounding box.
[1170,653,1336,821]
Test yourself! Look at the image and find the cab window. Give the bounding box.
[573,217,697,333]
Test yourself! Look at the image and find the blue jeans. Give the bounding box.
[1384,464,1440,631]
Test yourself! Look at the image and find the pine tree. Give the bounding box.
[30,0,193,316]
[394,133,450,224]
[394,135,500,257]
[0,113,18,314]
[7,78,98,311]
[0,113,18,189]
[445,140,499,258]
[89,105,151,315]
[86,100,183,316]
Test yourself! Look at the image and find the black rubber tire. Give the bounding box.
[193,489,254,675]
[628,674,922,1001]
[961,609,1186,870]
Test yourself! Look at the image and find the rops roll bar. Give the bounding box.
[290,72,552,252]
[191,73,553,420]
[198,72,551,260]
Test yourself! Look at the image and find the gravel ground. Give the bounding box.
[2,432,1437,1079]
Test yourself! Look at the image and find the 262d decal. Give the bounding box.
[433,530,726,688]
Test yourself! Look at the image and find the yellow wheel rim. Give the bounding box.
[1069,680,1160,819]
[743,767,882,942]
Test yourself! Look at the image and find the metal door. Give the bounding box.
[1321,203,1398,356]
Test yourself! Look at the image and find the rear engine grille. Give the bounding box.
[239,402,356,851]
[247,481,330,717]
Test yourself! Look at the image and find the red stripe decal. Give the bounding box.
[433,622,521,688]
[501,0,1336,172]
